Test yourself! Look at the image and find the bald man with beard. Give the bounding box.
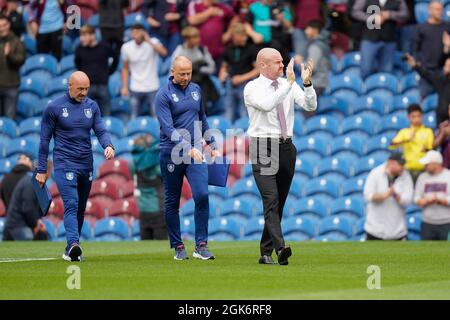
[244,48,317,265]
[37,71,115,262]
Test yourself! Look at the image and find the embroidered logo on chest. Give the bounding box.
[62,108,69,118]
[84,108,92,119]
[191,91,200,101]
[167,164,175,173]
[66,172,74,181]
[172,93,179,102]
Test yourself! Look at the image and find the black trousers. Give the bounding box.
[37,29,63,60]
[250,137,296,256]
[421,222,450,241]
[365,232,407,241]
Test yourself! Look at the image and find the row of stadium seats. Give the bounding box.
[0,214,424,242]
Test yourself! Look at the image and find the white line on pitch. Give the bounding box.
[0,258,58,263]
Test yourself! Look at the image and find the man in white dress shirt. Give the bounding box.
[244,48,317,265]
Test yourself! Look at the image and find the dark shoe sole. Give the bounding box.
[278,247,292,265]
[68,245,82,262]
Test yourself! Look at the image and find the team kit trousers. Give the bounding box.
[250,137,296,256]
[54,169,93,251]
[160,149,209,248]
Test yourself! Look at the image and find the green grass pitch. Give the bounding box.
[1,241,450,299]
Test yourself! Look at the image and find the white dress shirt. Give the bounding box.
[243,75,317,138]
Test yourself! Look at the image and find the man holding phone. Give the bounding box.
[363,152,414,240]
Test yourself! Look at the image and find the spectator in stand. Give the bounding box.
[303,20,331,97]
[1,0,24,37]
[121,23,168,118]
[245,0,293,65]
[27,0,68,60]
[433,104,450,170]
[142,0,189,55]
[219,22,259,122]
[390,104,434,183]
[172,25,218,113]
[415,150,450,240]
[413,1,450,98]
[399,0,416,53]
[351,0,409,79]
[232,0,256,22]
[187,0,234,71]
[99,0,129,63]
[292,0,323,64]
[363,152,413,240]
[75,25,118,117]
[404,53,450,126]
[131,134,167,240]
[3,161,53,241]
[0,153,34,210]
[0,13,25,120]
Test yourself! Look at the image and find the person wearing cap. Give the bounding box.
[390,104,434,183]
[0,153,34,210]
[414,150,450,240]
[363,152,414,240]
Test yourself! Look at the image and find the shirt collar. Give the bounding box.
[169,76,190,91]
[259,74,279,88]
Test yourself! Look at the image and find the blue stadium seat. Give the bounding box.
[400,72,420,93]
[366,133,395,154]
[378,114,409,135]
[26,70,54,83]
[46,76,68,97]
[233,117,249,132]
[5,137,39,159]
[422,93,438,113]
[291,196,328,220]
[319,216,354,238]
[91,137,106,156]
[314,234,349,241]
[230,177,260,201]
[0,158,14,175]
[87,13,99,27]
[294,157,315,178]
[58,220,93,241]
[305,115,340,137]
[317,96,352,117]
[220,198,253,220]
[330,196,365,220]
[131,220,140,240]
[126,116,160,138]
[21,34,36,56]
[0,217,5,239]
[17,92,40,119]
[316,156,353,179]
[415,2,429,23]
[353,95,386,116]
[392,93,421,113]
[241,164,253,178]
[293,114,304,136]
[94,217,129,241]
[341,114,379,138]
[424,112,436,129]
[303,177,340,200]
[0,117,17,139]
[330,53,340,73]
[42,218,56,240]
[243,216,265,238]
[354,218,365,236]
[365,73,398,94]
[406,204,422,216]
[59,54,75,75]
[340,51,362,71]
[19,117,41,137]
[445,3,450,21]
[111,97,131,121]
[329,74,363,94]
[22,54,58,76]
[180,199,220,217]
[180,217,195,239]
[208,116,232,135]
[208,185,228,201]
[108,72,122,97]
[330,135,365,157]
[282,216,318,239]
[407,214,422,241]
[208,217,242,240]
[353,155,386,177]
[62,36,74,56]
[125,12,150,29]
[294,136,329,159]
[114,137,135,157]
[19,76,46,98]
[103,116,125,139]
[341,176,366,197]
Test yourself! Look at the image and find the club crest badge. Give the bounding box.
[167,164,175,173]
[62,108,69,118]
[191,91,200,101]
[172,93,179,102]
[89,171,93,181]
[84,108,92,119]
[66,172,74,181]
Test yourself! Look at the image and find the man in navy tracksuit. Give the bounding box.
[36,71,115,262]
[156,56,220,261]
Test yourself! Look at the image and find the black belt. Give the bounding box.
[254,137,292,144]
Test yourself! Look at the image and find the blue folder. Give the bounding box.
[207,156,230,187]
[31,172,52,216]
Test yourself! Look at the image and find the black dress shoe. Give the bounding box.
[258,255,276,264]
[277,246,292,265]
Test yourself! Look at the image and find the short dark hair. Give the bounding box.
[0,13,10,23]
[306,20,323,32]
[131,23,146,30]
[407,103,423,114]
